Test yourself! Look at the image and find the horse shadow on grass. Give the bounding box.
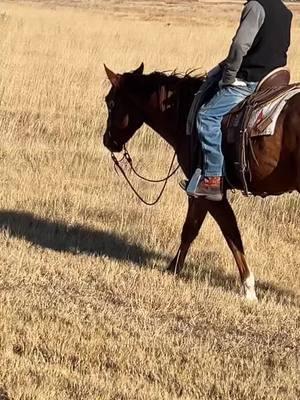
[0,210,298,305]
[0,210,169,267]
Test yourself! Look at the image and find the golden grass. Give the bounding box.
[0,1,299,399]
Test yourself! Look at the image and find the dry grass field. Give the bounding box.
[0,1,299,399]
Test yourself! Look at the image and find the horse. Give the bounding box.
[102,63,300,300]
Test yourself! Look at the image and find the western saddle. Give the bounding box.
[222,66,296,194]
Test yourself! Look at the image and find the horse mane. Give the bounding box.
[121,69,206,97]
[118,69,205,136]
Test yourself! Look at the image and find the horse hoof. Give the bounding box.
[165,266,177,275]
[165,262,179,275]
[245,292,258,301]
[243,273,258,301]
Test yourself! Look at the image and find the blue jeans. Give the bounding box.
[196,82,257,176]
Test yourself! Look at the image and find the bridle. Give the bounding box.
[111,146,179,206]
[106,93,180,206]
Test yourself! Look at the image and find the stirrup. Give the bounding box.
[179,179,188,191]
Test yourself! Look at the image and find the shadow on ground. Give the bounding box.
[0,210,169,266]
[0,210,298,305]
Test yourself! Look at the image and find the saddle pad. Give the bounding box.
[248,87,300,137]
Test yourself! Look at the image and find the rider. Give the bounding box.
[187,0,293,201]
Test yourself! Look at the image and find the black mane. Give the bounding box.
[122,70,205,97]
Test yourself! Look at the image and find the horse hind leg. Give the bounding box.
[297,145,300,192]
[167,198,208,275]
[208,197,257,301]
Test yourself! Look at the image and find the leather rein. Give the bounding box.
[111,146,179,206]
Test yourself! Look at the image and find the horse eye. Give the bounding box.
[108,100,115,110]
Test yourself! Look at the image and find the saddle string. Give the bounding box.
[248,136,260,168]
[111,147,179,206]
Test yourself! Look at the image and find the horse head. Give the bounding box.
[103,63,145,152]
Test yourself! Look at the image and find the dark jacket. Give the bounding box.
[222,0,292,84]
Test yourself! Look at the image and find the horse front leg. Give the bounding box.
[207,197,257,300]
[167,198,208,274]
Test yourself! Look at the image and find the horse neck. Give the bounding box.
[144,111,179,150]
[142,84,191,151]
[127,72,202,176]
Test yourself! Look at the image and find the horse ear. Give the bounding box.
[104,64,121,87]
[133,62,144,75]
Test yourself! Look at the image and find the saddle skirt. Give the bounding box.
[224,84,300,141]
[222,83,300,194]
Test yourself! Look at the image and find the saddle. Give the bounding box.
[221,67,299,194]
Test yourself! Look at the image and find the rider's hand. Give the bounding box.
[219,78,247,89]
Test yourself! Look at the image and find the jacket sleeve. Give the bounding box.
[221,1,265,85]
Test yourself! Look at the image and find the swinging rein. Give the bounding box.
[111,146,179,206]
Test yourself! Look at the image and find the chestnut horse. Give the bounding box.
[103,63,300,300]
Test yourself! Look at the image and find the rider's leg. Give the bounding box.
[187,82,257,201]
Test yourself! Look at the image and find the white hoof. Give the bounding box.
[243,273,258,301]
[245,290,258,301]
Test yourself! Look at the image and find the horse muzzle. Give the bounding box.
[103,131,123,153]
